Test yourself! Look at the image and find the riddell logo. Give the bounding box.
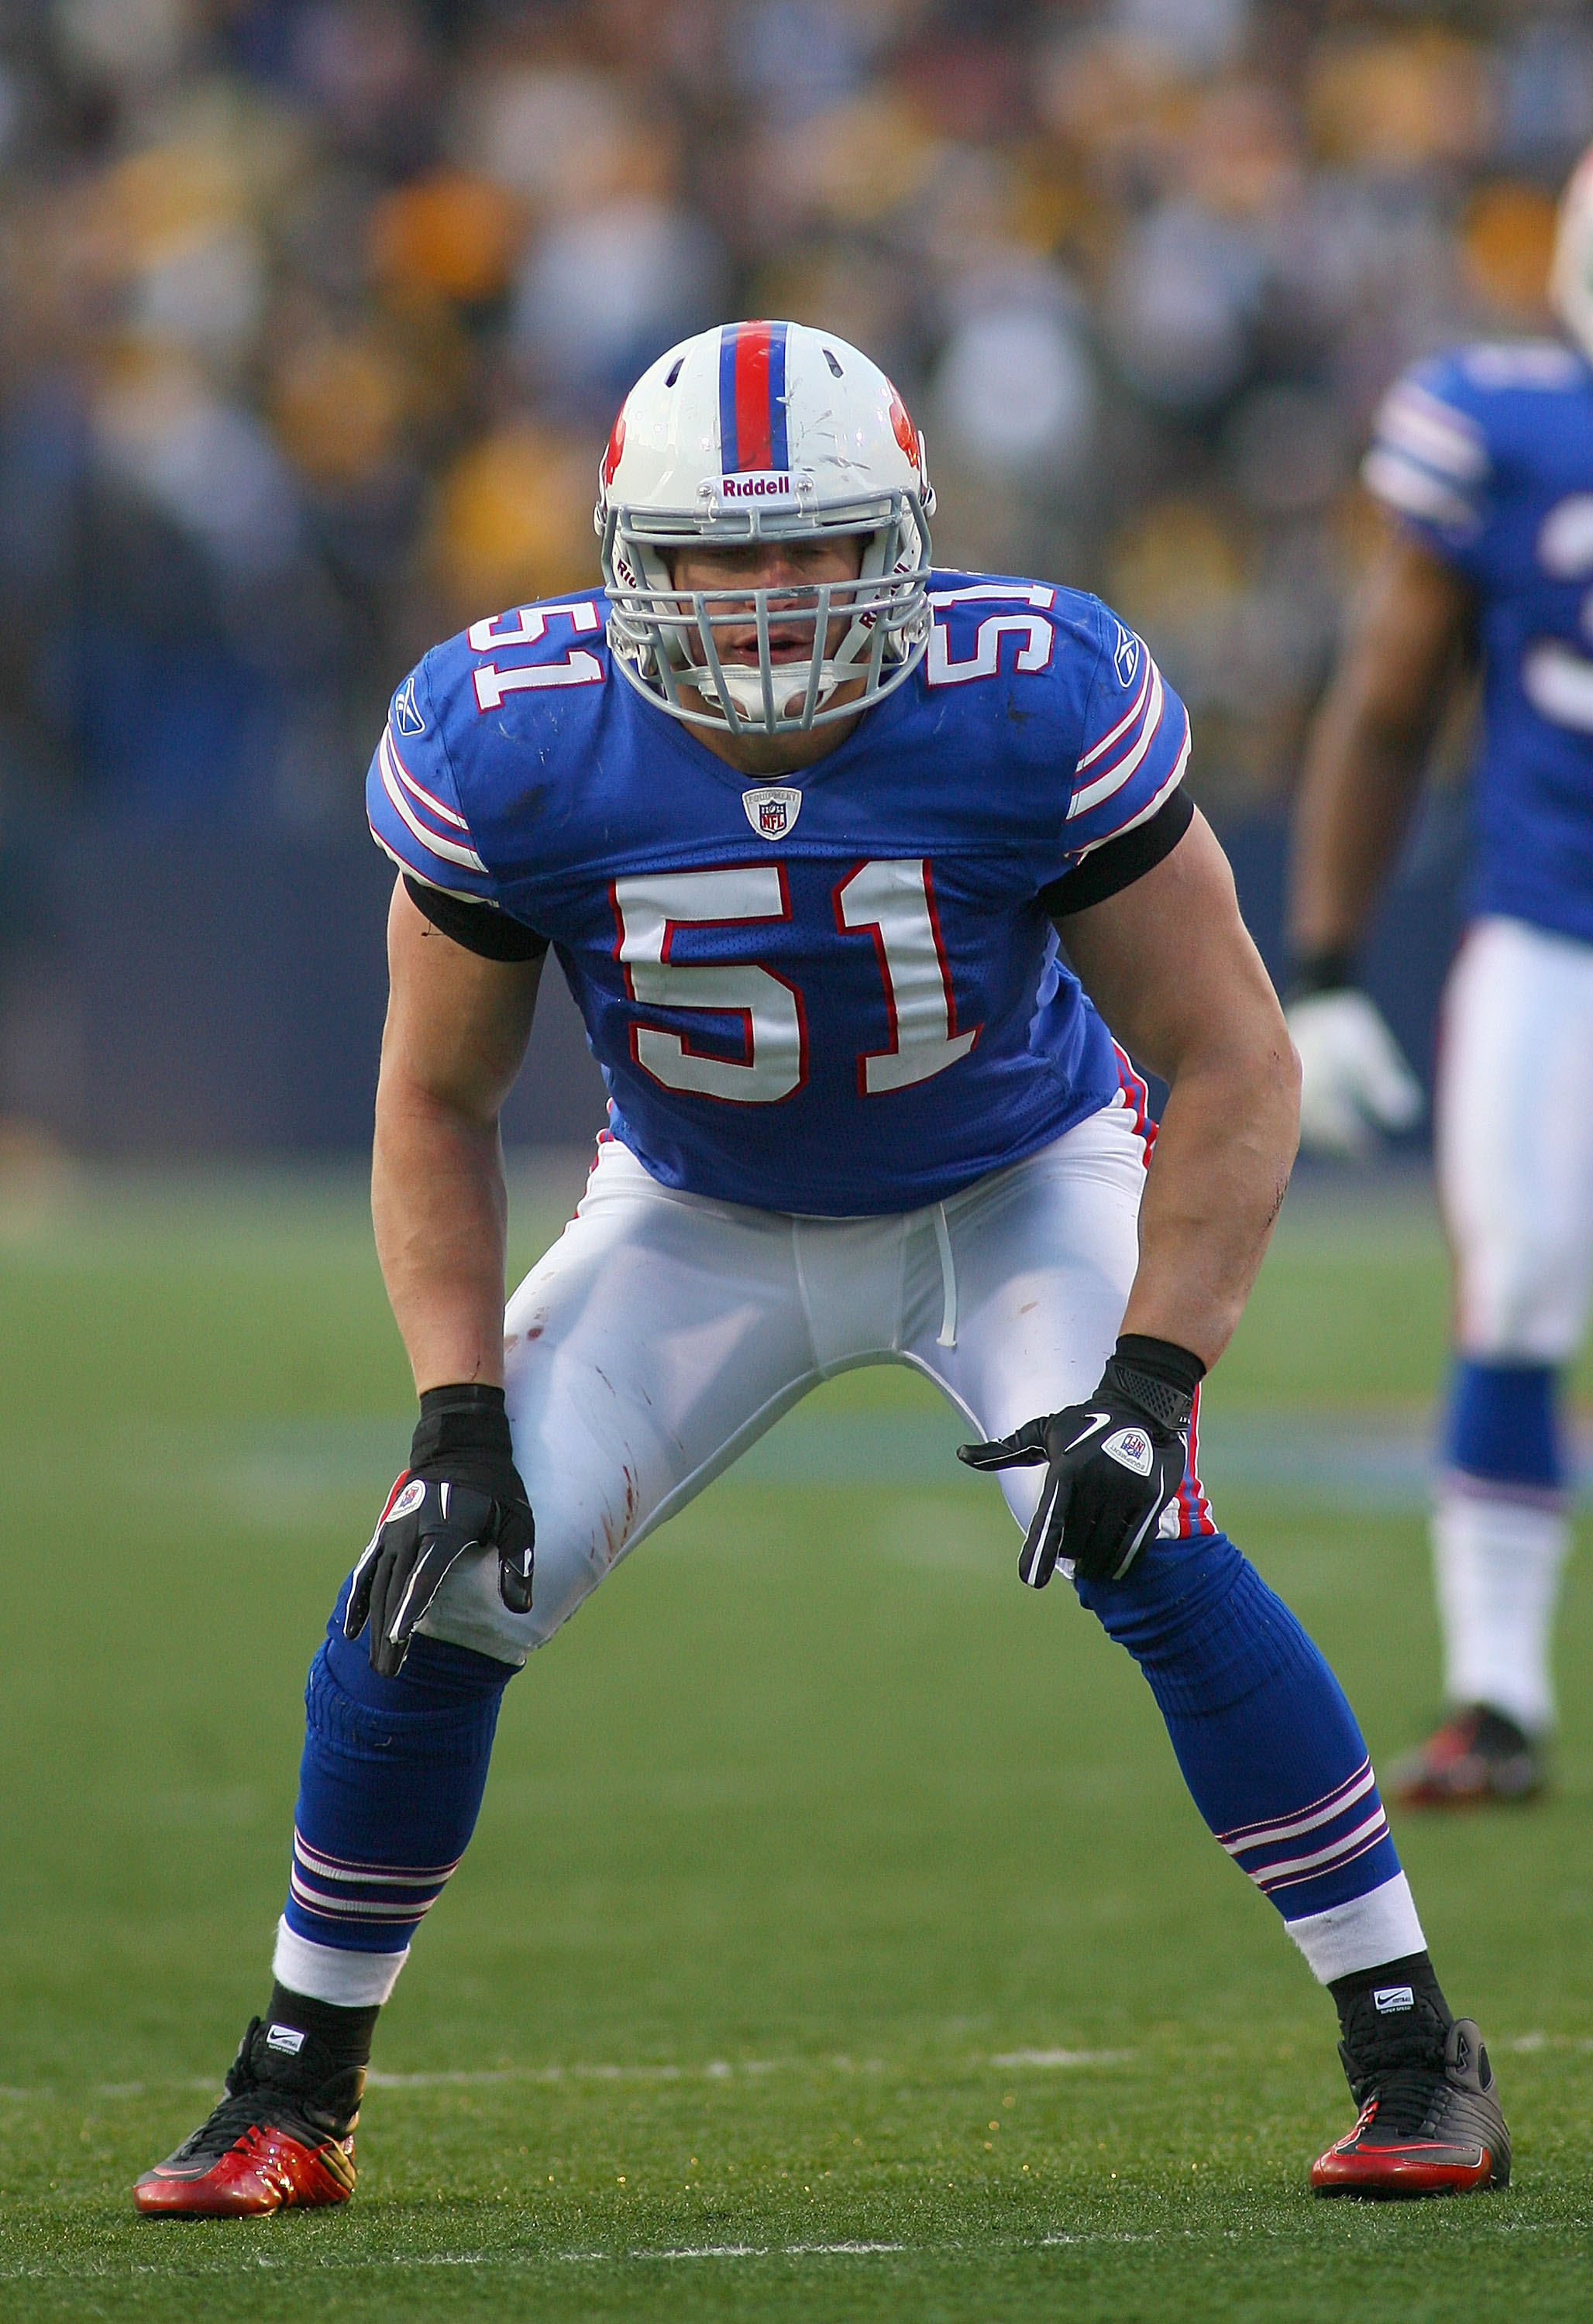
[719,471,793,500]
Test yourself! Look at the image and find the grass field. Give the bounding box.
[2,1160,1591,2322]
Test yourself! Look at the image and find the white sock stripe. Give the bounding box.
[1261,1824,1392,1899]
[1219,1763,1380,1859]
[293,1829,463,1882]
[291,1850,458,1892]
[1284,1871,1426,1985]
[289,1872,448,1921]
[274,1917,410,2007]
[1216,1758,1373,1850]
[1244,1807,1390,1892]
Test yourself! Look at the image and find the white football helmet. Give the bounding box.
[1550,144,1593,363]
[595,319,935,736]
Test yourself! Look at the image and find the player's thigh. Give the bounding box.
[1437,917,1593,1360]
[919,1102,1146,1530]
[417,1143,817,1661]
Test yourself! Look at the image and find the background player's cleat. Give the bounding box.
[1389,1706,1543,1807]
[133,2017,362,2217]
[1312,2006,1509,2198]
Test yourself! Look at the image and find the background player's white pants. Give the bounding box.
[1437,915,1593,1364]
[1432,915,1593,1731]
[417,1098,1150,1666]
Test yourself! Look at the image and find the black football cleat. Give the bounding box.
[1313,1990,1510,2198]
[134,2017,362,2217]
[1389,1706,1543,1808]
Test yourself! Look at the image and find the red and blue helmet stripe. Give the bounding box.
[718,320,790,474]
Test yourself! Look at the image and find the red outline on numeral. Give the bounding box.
[610,865,809,1105]
[832,858,981,1098]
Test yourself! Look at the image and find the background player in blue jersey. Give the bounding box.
[1288,152,1593,1808]
[136,322,1508,2216]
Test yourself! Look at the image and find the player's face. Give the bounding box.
[667,536,866,665]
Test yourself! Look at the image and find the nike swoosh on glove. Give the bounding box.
[957,1336,1203,1587]
[345,1384,535,1677]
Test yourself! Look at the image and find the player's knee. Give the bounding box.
[396,1518,610,1662]
[1458,1231,1588,1361]
[1445,1358,1563,1490]
[311,1618,513,1762]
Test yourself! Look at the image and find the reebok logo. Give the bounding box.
[1373,1985,1415,2014]
[265,2024,307,2054]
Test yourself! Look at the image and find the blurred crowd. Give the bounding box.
[1,0,1589,828]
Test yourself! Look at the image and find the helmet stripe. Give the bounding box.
[734,321,773,470]
[767,321,789,469]
[718,320,788,474]
[717,325,741,474]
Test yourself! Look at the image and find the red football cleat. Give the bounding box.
[1389,1707,1543,1808]
[135,2018,362,2218]
[1312,2016,1510,2198]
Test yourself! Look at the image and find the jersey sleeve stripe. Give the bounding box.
[1068,660,1167,819]
[1375,381,1488,480]
[1075,651,1153,773]
[1068,719,1190,854]
[1361,446,1478,531]
[377,731,487,874]
[382,727,473,832]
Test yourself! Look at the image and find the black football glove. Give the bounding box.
[345,1384,535,1678]
[957,1335,1203,1588]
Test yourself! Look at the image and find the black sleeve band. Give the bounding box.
[1038,786,1195,920]
[404,875,549,962]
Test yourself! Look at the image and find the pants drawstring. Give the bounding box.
[933,1203,958,1349]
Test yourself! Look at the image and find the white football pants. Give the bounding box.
[1432,914,1593,1731]
[417,1095,1156,1666]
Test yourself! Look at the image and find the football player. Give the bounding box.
[136,321,1508,2215]
[1287,151,1593,1807]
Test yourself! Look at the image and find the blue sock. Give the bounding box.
[280,1580,515,1968]
[1445,1358,1562,1491]
[1075,1532,1402,1923]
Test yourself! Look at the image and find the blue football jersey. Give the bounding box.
[366,573,1190,1215]
[1364,339,1593,944]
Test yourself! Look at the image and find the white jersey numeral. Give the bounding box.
[470,603,603,713]
[613,868,807,1104]
[834,859,979,1093]
[613,861,977,1105]
[925,612,1054,687]
[1526,498,1593,732]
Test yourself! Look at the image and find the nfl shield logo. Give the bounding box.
[743,784,801,841]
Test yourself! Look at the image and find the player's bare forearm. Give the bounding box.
[1058,809,1299,1370]
[1289,524,1473,957]
[1120,1040,1296,1364]
[372,879,542,1397]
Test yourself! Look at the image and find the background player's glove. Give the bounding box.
[1286,971,1423,1158]
[958,1336,1203,1588]
[345,1384,534,1677]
